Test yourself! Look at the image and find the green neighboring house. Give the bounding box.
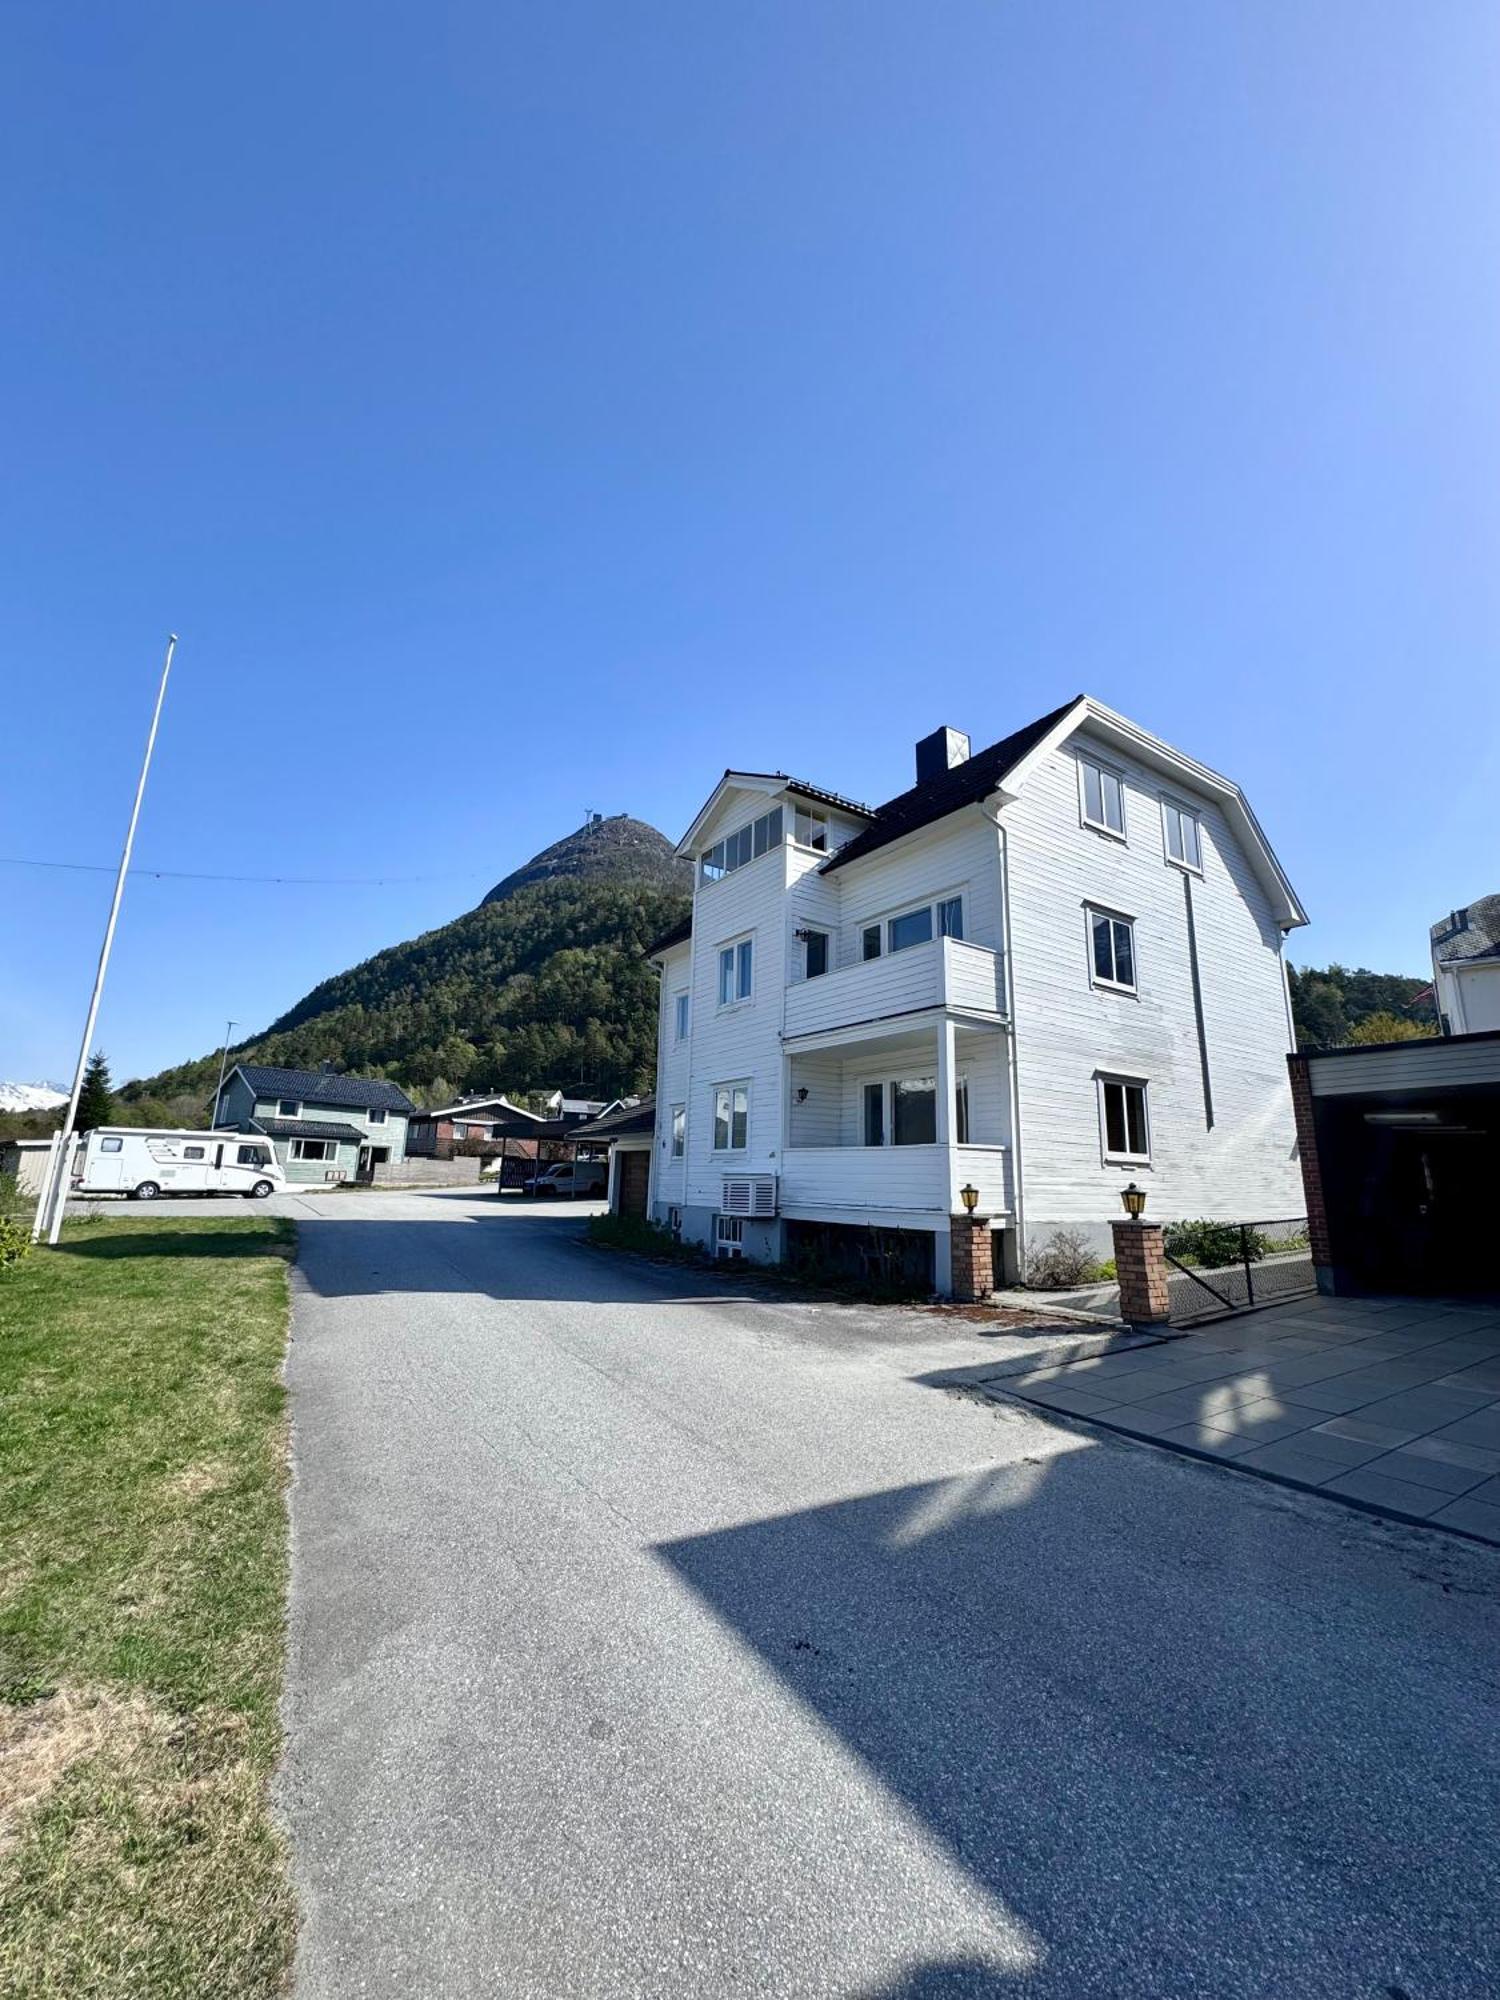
[211,1062,415,1185]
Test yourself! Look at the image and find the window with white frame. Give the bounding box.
[670,1104,685,1157]
[1079,755,1125,838]
[701,806,783,882]
[368,1106,387,1125]
[292,1137,335,1162]
[715,1215,745,1259]
[717,937,753,1007]
[1162,799,1202,872]
[791,805,828,851]
[1098,1076,1150,1163]
[1088,907,1137,992]
[673,991,690,1041]
[278,1099,301,1117]
[860,1074,968,1146]
[803,930,829,978]
[863,895,964,961]
[711,1082,749,1152]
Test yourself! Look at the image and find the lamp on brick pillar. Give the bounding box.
[950,1185,992,1303]
[1110,1182,1171,1330]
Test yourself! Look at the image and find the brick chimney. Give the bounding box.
[915,726,971,785]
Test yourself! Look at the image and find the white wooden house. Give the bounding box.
[646,697,1307,1294]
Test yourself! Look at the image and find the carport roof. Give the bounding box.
[251,1118,368,1143]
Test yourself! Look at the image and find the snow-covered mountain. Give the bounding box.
[0,1081,67,1114]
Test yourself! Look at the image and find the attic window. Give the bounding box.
[791,806,828,851]
[278,1100,300,1118]
[701,807,783,882]
[1079,756,1125,839]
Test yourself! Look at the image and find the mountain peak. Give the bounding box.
[480,814,689,906]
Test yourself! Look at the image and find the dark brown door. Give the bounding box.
[617,1149,649,1219]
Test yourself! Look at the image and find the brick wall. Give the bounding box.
[1286,1054,1333,1275]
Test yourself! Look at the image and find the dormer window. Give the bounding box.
[1079,755,1125,839]
[278,1099,300,1118]
[791,806,828,851]
[700,806,783,882]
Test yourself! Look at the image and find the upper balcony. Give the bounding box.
[783,936,1005,1044]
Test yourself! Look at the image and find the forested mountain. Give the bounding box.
[1287,963,1436,1049]
[117,820,691,1118]
[481,813,689,904]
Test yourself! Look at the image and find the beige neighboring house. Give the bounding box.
[1431,895,1500,1036]
[0,1138,53,1197]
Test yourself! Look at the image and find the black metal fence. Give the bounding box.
[1164,1218,1315,1325]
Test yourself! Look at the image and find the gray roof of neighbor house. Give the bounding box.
[822,697,1082,874]
[250,1117,369,1143]
[232,1063,416,1113]
[1432,895,1500,964]
[646,913,693,958]
[569,1098,655,1141]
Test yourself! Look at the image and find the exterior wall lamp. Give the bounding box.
[959,1183,979,1214]
[1120,1181,1147,1220]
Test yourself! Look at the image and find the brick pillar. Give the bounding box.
[1111,1220,1171,1328]
[949,1214,994,1302]
[1286,1053,1334,1287]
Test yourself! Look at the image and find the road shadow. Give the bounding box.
[655,1456,1499,1997]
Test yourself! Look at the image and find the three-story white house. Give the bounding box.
[647,696,1307,1295]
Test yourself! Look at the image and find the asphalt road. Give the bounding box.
[274,1189,1500,1999]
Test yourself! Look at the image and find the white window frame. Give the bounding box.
[715,1215,746,1259]
[673,991,690,1042]
[858,1072,969,1147]
[1077,754,1127,841]
[700,806,784,883]
[292,1137,336,1162]
[716,935,754,1010]
[1161,797,1203,874]
[670,1104,685,1158]
[711,1081,750,1153]
[368,1106,387,1125]
[862,892,966,962]
[278,1099,301,1118]
[1086,905,1138,995]
[790,804,829,852]
[803,929,829,979]
[1097,1074,1150,1165]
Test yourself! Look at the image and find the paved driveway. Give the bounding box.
[278,1190,1500,1999]
[1002,1292,1500,1544]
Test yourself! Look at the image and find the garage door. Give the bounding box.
[617,1149,650,1219]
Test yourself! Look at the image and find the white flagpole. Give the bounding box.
[39,633,179,1244]
[29,1129,62,1243]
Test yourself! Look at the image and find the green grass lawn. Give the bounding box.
[0,1217,297,1999]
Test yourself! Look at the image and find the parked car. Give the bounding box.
[71,1128,286,1200]
[523,1160,607,1199]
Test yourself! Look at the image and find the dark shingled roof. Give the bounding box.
[250,1117,369,1143]
[646,914,692,957]
[1431,894,1500,964]
[570,1097,655,1141]
[821,697,1082,874]
[234,1063,416,1113]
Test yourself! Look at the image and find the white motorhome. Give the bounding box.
[71,1128,286,1201]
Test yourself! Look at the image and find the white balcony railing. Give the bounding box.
[779,1142,1011,1218]
[783,937,1004,1041]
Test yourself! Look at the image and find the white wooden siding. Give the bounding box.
[651,939,693,1204]
[1003,731,1303,1229]
[830,812,1003,968]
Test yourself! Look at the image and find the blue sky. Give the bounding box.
[3,3,1497,1085]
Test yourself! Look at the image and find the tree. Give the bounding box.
[1346,1011,1436,1046]
[75,1051,117,1132]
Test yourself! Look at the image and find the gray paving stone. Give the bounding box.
[1095,1404,1200,1440]
[1233,1442,1350,1486]
[1356,1387,1498,1427]
[1429,1495,1500,1543]
[1267,1427,1385,1470]
[1277,1377,1387,1415]
[1429,1412,1500,1449]
[1356,1450,1489,1498]
[1312,1413,1426,1448]
[1460,1475,1500,1508]
[1156,1422,1261,1458]
[1116,1386,1233,1422]
[1320,1468,1452,1519]
[1023,1386,1119,1416]
[1399,1433,1500,1475]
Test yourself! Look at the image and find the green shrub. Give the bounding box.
[1027,1228,1101,1289]
[1162,1219,1264,1268]
[586,1212,701,1262]
[0,1211,33,1273]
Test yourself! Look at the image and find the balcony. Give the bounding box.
[779,1142,1012,1221]
[783,937,1005,1044]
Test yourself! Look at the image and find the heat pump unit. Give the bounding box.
[720,1174,777,1218]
